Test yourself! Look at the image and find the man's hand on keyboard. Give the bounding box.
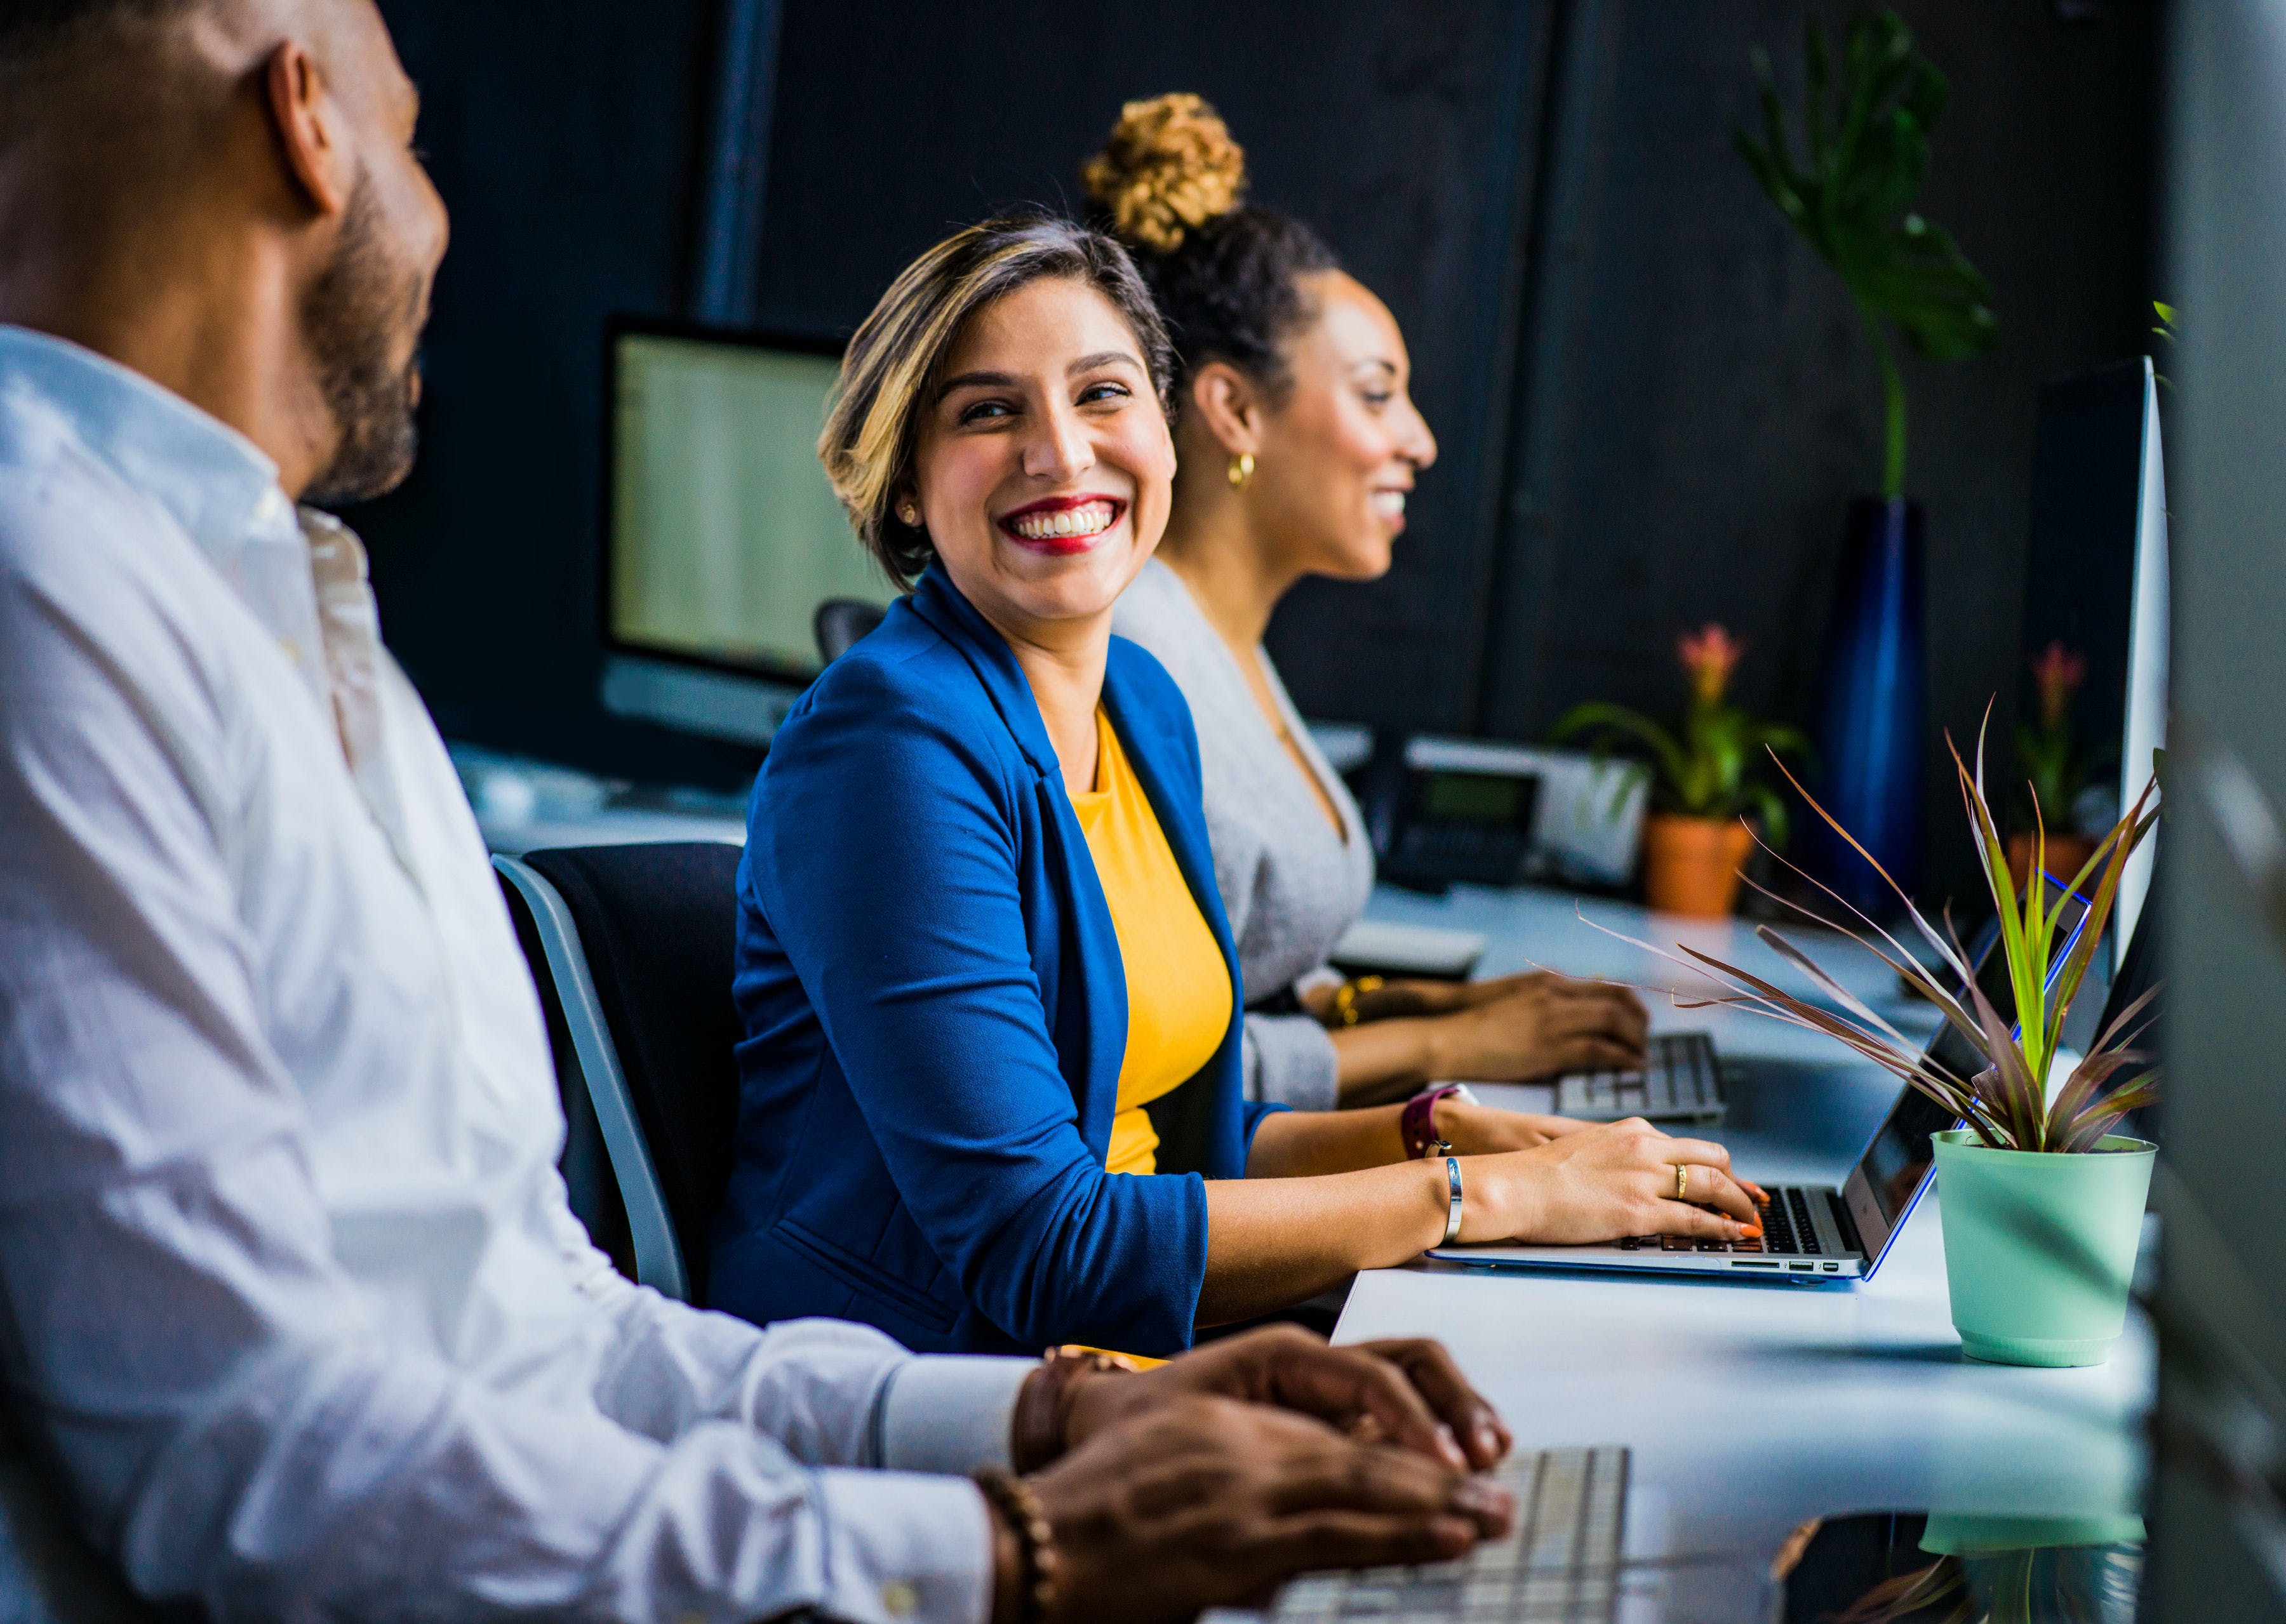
[1021,1397,1513,1624]
[1060,1324,1513,1471]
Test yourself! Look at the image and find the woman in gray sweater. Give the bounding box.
[1099,95,1647,1112]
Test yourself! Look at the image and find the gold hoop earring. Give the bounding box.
[1227,452,1255,490]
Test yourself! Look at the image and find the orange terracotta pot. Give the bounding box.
[2005,832,2097,894]
[1641,815,1756,918]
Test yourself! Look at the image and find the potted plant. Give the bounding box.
[1554,625,1810,918]
[1619,721,2158,1367]
[1735,8,1999,915]
[2009,641,2112,889]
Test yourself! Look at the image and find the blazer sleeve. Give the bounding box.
[749,652,1209,1354]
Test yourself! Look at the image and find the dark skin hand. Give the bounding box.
[1061,1325,1514,1471]
[1311,973,1652,1106]
[997,1396,1511,1624]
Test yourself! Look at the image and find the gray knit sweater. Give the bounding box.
[1113,559,1374,1110]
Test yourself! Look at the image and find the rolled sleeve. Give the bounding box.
[877,1357,1035,1476]
[1241,1011,1340,1112]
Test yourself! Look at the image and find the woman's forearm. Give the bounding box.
[1198,1159,1451,1326]
[1328,1018,1447,1106]
[1245,1102,1410,1176]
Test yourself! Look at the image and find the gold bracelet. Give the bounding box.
[975,1467,1062,1624]
[1329,975,1386,1028]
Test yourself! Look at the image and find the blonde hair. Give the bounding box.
[1081,93,1246,255]
[820,214,1174,589]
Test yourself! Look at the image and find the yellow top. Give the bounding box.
[1069,709,1233,1176]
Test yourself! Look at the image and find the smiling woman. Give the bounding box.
[709,215,1761,1357]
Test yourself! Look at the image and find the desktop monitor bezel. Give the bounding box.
[596,314,855,707]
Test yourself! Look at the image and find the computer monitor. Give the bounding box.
[598,318,888,747]
[2019,357,2170,966]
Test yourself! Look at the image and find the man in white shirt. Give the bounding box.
[0,2,1519,1621]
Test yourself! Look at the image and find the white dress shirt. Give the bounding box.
[0,325,1033,1623]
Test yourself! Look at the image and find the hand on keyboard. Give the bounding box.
[1449,1119,1762,1246]
[1437,1100,1593,1153]
[1414,973,1650,1082]
[1026,1396,1514,1624]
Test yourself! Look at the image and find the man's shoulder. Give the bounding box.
[0,418,229,707]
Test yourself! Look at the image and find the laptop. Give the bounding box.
[1266,1446,1629,1624]
[1431,881,2092,1282]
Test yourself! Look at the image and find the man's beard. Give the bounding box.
[302,176,427,509]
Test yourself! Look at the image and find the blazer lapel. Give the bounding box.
[906,569,1127,1150]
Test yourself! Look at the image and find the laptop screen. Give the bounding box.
[1842,880,2092,1260]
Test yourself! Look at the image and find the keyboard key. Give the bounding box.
[1695,1239,1730,1252]
[1661,1235,1694,1252]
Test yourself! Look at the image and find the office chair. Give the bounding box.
[495,842,745,1303]
[813,597,885,665]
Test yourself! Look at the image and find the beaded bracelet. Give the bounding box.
[974,1467,1061,1624]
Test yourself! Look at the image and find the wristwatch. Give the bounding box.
[1400,1082,1480,1160]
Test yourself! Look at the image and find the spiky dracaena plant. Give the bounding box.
[1609,717,2159,1154]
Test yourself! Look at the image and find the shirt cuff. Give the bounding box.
[1243,1011,1341,1112]
[814,1468,998,1624]
[876,1355,1036,1475]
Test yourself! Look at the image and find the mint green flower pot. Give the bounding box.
[1932,1129,2156,1368]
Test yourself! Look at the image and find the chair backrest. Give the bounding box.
[509,842,745,1301]
[813,597,886,665]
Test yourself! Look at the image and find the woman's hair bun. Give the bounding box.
[1081,93,1247,256]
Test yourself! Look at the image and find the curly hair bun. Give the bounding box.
[1081,93,1247,256]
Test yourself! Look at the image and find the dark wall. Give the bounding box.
[358,0,2161,896]
[1478,0,2158,907]
[747,0,1556,731]
[360,1,761,787]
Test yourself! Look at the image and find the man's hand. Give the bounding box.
[1059,1325,1511,1472]
[1420,974,1650,1083]
[1019,1396,1512,1624]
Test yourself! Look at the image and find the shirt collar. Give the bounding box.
[0,324,294,558]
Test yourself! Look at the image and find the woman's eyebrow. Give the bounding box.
[1069,350,1143,375]
[1349,357,1399,378]
[936,369,1022,399]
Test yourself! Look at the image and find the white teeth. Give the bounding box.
[1372,491,1407,519]
[1009,501,1116,542]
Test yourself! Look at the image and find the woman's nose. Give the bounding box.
[1024,403,1095,482]
[1403,401,1440,471]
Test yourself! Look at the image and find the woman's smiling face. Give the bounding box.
[909,276,1177,642]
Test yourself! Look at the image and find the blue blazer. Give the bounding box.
[709,568,1282,1355]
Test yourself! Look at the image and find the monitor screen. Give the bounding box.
[607,327,887,681]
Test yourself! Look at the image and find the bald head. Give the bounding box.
[0,0,448,503]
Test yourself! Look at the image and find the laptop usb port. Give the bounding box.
[1789,1263,1817,1272]
[1733,1260,1779,1270]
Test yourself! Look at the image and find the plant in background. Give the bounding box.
[1619,722,2158,1155]
[1735,7,2000,499]
[2014,641,2111,836]
[1554,624,1810,845]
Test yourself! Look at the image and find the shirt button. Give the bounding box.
[880,1580,918,1615]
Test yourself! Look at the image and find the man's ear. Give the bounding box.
[1189,362,1264,458]
[263,39,354,218]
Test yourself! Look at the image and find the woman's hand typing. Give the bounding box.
[1452,1117,1762,1245]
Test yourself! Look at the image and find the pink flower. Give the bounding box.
[1677,623,1744,707]
[2029,641,2086,732]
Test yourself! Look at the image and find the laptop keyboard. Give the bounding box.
[1553,1032,1722,1123]
[1615,1186,1827,1257]
[1270,1446,1628,1622]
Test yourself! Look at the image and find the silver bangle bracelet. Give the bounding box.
[1442,1155,1464,1245]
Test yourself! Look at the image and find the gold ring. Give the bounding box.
[1673,1164,1689,1201]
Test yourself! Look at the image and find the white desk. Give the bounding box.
[1337,882,2153,1601]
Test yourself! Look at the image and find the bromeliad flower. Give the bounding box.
[1677,623,1746,709]
[2029,641,2087,733]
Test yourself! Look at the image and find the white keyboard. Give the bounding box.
[1554,1034,1723,1124]
[1269,1446,1628,1623]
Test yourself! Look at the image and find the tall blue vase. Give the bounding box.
[1806,496,1927,917]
